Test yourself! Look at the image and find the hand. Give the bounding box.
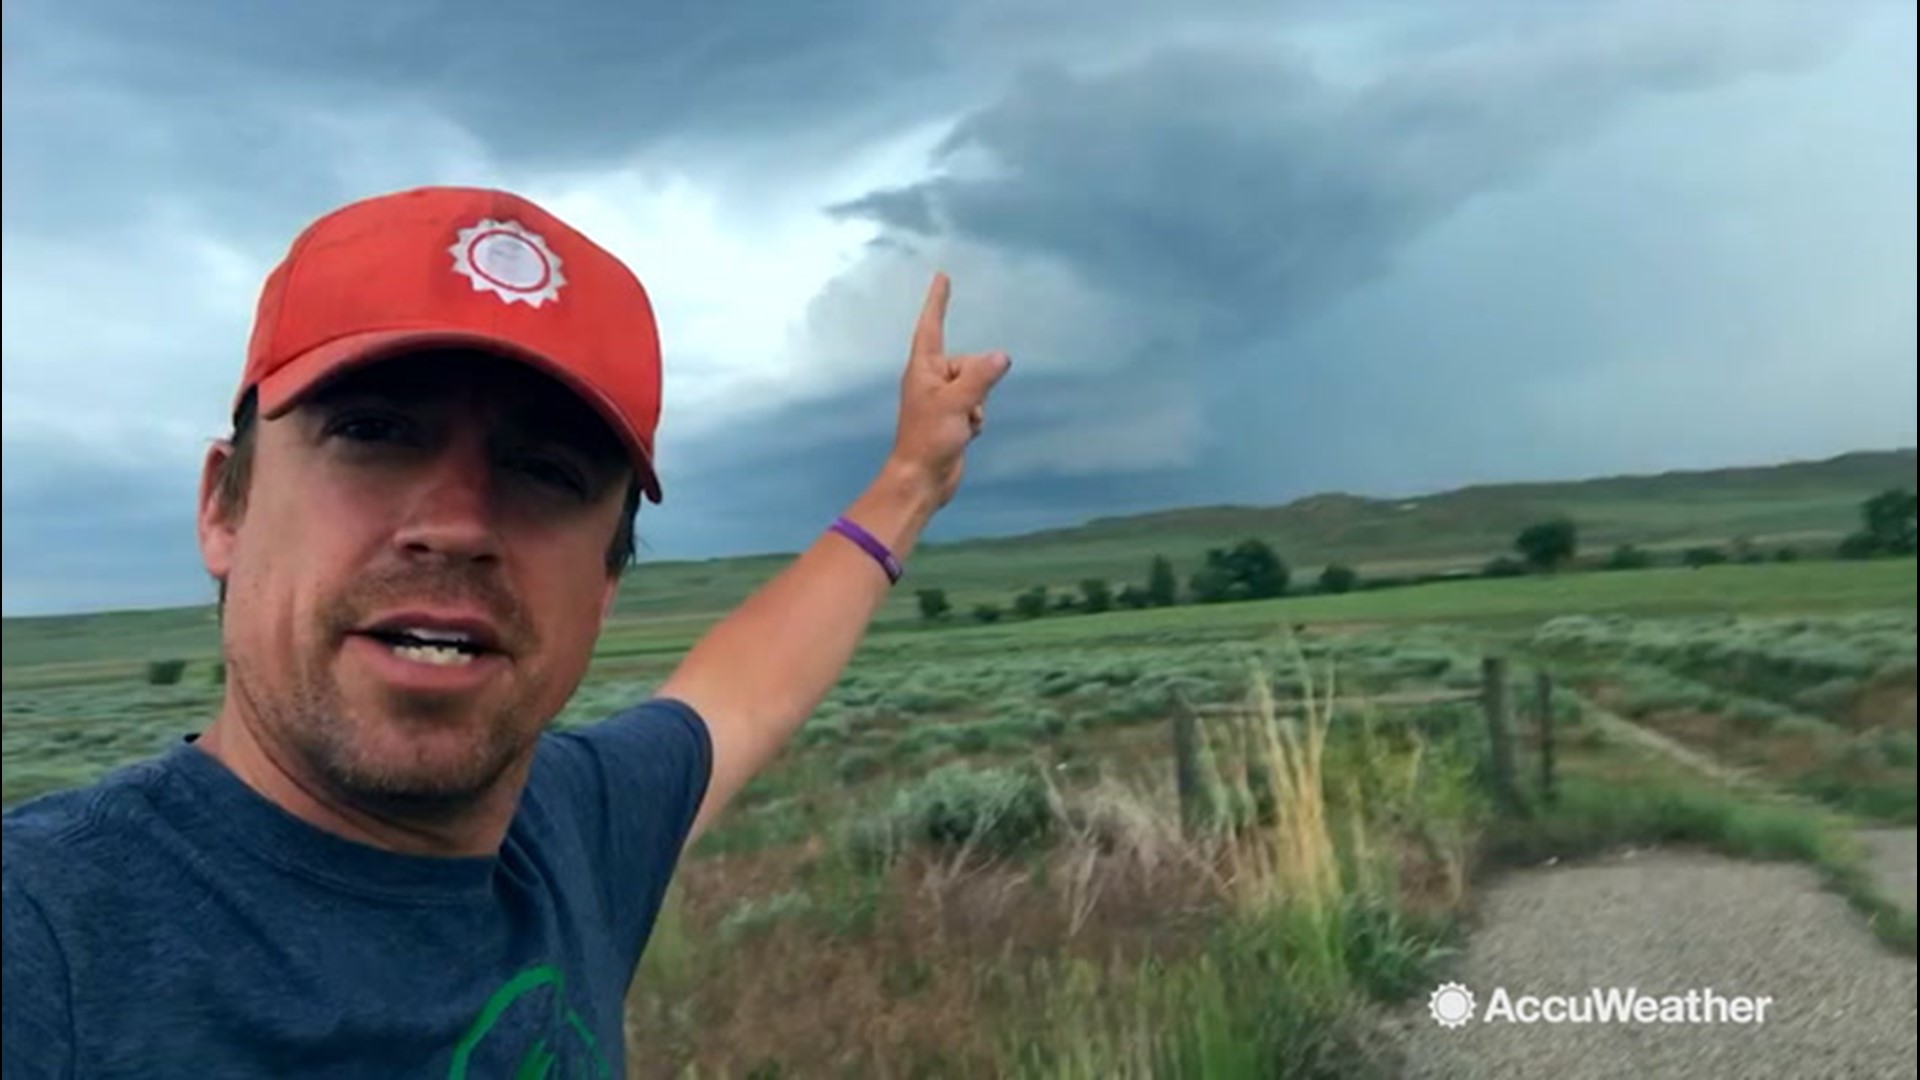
[888,272,1012,510]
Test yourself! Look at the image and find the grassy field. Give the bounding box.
[5,559,1911,809]
[1529,609,1918,823]
[11,553,1908,697]
[3,561,1914,1075]
[2,453,1914,1076]
[608,582,1914,1076]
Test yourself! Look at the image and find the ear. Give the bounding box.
[197,439,240,587]
[598,576,620,627]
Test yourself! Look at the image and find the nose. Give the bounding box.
[392,438,502,565]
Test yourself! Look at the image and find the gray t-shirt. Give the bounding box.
[2,697,711,1079]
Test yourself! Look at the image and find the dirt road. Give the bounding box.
[1382,839,1917,1079]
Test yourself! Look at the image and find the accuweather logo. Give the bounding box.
[1427,982,1774,1027]
[1428,983,1477,1028]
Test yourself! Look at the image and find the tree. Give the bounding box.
[1227,538,1289,599]
[915,588,951,622]
[1318,563,1358,594]
[1116,584,1151,610]
[1188,540,1290,603]
[1605,544,1653,571]
[1862,488,1917,555]
[1147,555,1179,607]
[1683,546,1728,568]
[1013,585,1050,620]
[1514,518,1578,572]
[1837,532,1879,560]
[1079,578,1113,614]
[1189,551,1236,604]
[971,603,1003,624]
[1839,489,1917,559]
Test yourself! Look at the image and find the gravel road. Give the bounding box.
[1379,844,1918,1079]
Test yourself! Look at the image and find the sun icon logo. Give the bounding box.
[1428,982,1476,1029]
[449,218,567,307]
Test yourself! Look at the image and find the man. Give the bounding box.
[1,186,1010,1077]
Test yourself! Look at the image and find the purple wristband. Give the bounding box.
[830,516,903,584]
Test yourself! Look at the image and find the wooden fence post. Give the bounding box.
[1536,671,1557,805]
[1482,657,1522,815]
[1172,702,1208,837]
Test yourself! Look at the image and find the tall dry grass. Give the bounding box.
[997,652,1465,1078]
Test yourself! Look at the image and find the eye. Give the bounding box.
[325,411,417,445]
[508,453,589,497]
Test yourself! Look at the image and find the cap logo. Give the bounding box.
[449,218,567,307]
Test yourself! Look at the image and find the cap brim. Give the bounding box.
[252,328,663,503]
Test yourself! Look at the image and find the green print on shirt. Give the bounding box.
[448,964,611,1079]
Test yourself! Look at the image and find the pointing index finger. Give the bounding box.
[912,271,951,364]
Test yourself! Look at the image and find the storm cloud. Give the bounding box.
[837,7,1833,337]
[4,0,1914,613]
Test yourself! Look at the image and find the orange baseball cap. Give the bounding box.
[236,185,665,502]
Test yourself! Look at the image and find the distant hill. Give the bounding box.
[5,448,1912,667]
[855,448,1914,605]
[951,448,1916,554]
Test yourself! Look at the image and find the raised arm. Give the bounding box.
[654,272,1011,843]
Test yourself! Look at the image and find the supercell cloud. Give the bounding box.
[3,0,1913,613]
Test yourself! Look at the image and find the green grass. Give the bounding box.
[885,560,1916,647]
[1521,610,1916,824]
[1485,773,1916,954]
[1488,774,1836,864]
[996,917,1400,1079]
[5,561,1912,809]
[1532,610,1916,707]
[1790,770,1919,826]
[0,605,224,670]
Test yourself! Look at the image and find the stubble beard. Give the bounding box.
[222,560,560,821]
[231,650,537,821]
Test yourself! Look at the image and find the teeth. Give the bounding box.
[392,643,476,667]
[402,627,473,645]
